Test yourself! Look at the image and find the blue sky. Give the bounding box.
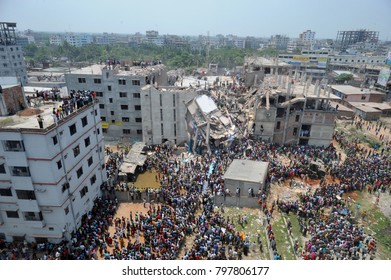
[1,0,391,40]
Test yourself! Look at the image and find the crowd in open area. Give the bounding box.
[1,116,390,259]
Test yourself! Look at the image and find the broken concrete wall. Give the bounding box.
[1,85,26,116]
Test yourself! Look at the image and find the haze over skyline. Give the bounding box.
[1,0,391,40]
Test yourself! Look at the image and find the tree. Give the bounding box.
[336,73,354,83]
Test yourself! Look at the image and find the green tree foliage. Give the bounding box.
[24,43,278,71]
[335,73,354,83]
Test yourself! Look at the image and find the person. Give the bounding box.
[37,115,44,128]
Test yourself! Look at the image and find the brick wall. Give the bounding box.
[2,85,26,115]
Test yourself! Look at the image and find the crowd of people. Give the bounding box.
[1,115,389,260]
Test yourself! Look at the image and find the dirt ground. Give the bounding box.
[97,202,157,259]
[16,108,43,117]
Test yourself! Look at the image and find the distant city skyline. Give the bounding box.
[1,0,391,40]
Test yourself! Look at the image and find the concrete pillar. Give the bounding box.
[287,82,292,96]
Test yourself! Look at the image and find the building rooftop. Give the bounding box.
[68,63,166,77]
[348,102,383,113]
[245,57,291,68]
[350,102,391,112]
[224,159,269,184]
[331,85,384,95]
[0,100,97,131]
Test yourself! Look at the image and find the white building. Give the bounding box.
[299,30,316,42]
[65,63,168,141]
[49,35,63,46]
[140,85,199,145]
[0,100,107,244]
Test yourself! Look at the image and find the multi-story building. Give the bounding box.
[299,30,316,43]
[269,34,289,50]
[49,35,63,46]
[335,30,379,52]
[65,63,168,141]
[0,22,28,85]
[331,85,386,105]
[64,33,93,47]
[278,49,330,79]
[140,85,199,145]
[253,75,340,146]
[243,57,292,87]
[0,100,107,244]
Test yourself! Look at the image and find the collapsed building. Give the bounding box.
[252,73,341,146]
[185,94,237,154]
[243,56,292,87]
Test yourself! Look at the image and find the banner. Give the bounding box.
[377,67,391,87]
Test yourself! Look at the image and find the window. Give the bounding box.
[62,182,70,193]
[110,111,114,116]
[80,186,88,198]
[122,117,129,122]
[16,190,36,200]
[135,105,141,111]
[52,136,58,145]
[88,156,93,166]
[160,109,163,121]
[119,92,127,98]
[159,94,162,106]
[57,160,62,170]
[295,115,300,122]
[76,167,83,178]
[109,98,113,103]
[173,94,176,106]
[69,123,77,136]
[81,116,88,127]
[101,117,106,121]
[73,145,80,157]
[293,128,298,136]
[108,85,112,91]
[0,163,6,174]
[121,105,128,110]
[23,211,43,221]
[78,78,86,83]
[135,118,142,123]
[3,140,24,152]
[137,130,142,135]
[11,166,30,176]
[173,109,176,121]
[361,96,366,100]
[123,129,131,134]
[85,136,91,147]
[90,174,96,185]
[94,78,101,84]
[174,123,177,137]
[0,188,12,196]
[132,80,140,86]
[64,206,69,215]
[96,92,103,97]
[118,79,126,85]
[161,123,164,135]
[133,93,140,98]
[99,104,105,109]
[97,128,100,135]
[102,128,107,133]
[6,211,19,218]
[111,120,115,123]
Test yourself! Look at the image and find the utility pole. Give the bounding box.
[206,31,210,69]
